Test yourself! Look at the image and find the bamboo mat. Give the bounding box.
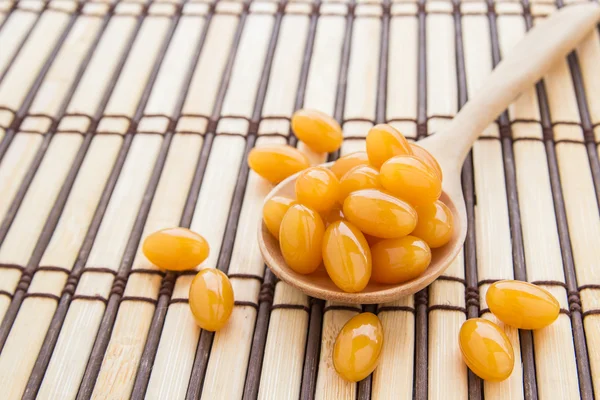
[0,0,598,398]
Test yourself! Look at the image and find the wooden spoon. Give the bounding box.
[258,3,600,304]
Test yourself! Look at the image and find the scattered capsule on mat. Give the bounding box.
[279,204,325,274]
[412,200,454,248]
[370,236,431,284]
[338,165,382,203]
[459,318,514,381]
[247,145,310,184]
[366,124,412,168]
[291,109,343,153]
[330,151,370,179]
[410,142,443,181]
[295,166,340,213]
[342,189,417,239]
[486,280,560,330]
[189,269,234,331]
[380,155,442,205]
[142,227,209,271]
[322,220,372,293]
[263,196,296,238]
[333,312,384,382]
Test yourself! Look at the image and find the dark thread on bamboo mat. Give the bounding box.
[21,2,179,397]
[235,301,260,311]
[322,305,362,313]
[169,297,189,304]
[71,295,109,305]
[465,287,480,309]
[128,268,166,278]
[270,304,310,313]
[81,267,118,275]
[377,306,415,314]
[579,284,600,291]
[258,281,275,304]
[242,3,322,398]
[187,5,292,398]
[131,3,250,398]
[0,290,12,299]
[76,7,198,397]
[524,3,594,397]
[486,4,540,398]
[428,305,467,314]
[23,293,60,302]
[531,280,568,288]
[582,310,600,318]
[0,263,25,271]
[120,296,158,305]
[36,266,71,275]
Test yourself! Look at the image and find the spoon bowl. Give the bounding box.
[257,3,600,303]
[258,162,467,303]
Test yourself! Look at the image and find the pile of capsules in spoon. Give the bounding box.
[139,109,560,384]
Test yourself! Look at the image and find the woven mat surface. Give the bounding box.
[0,0,598,398]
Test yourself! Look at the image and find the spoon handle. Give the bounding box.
[426,3,600,166]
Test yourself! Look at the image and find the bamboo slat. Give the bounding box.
[498,9,580,399]
[0,1,597,399]
[462,4,525,399]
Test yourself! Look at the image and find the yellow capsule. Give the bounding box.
[333,312,384,382]
[366,124,412,168]
[263,196,296,238]
[342,189,417,238]
[142,227,209,271]
[412,201,454,248]
[486,280,560,330]
[291,108,343,153]
[321,203,345,226]
[410,142,443,181]
[370,236,431,284]
[322,220,371,293]
[279,204,325,274]
[330,151,370,179]
[189,268,234,331]
[248,145,310,184]
[380,155,442,205]
[459,318,515,381]
[338,165,382,203]
[295,167,340,213]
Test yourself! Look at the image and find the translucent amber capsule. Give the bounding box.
[143,227,209,271]
[366,124,412,168]
[370,236,431,284]
[333,312,384,382]
[380,155,442,205]
[279,204,325,274]
[330,151,370,179]
[189,269,234,331]
[486,280,560,330]
[459,318,514,381]
[295,167,340,212]
[248,145,310,184]
[291,109,343,153]
[321,203,344,226]
[338,165,382,203]
[263,196,296,238]
[412,201,454,248]
[342,189,417,238]
[322,220,371,293]
[410,143,443,180]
